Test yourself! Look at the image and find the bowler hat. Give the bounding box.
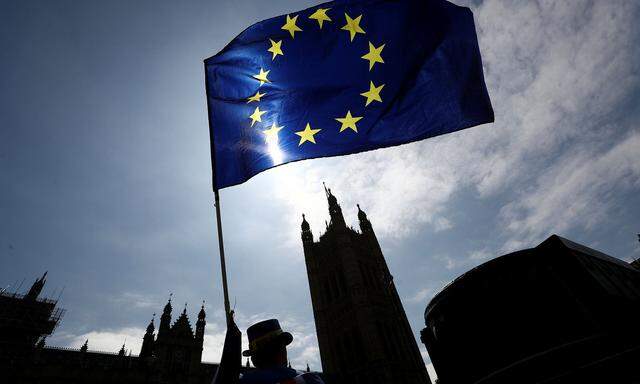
[242,319,293,357]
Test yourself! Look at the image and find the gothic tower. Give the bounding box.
[302,187,431,384]
[192,302,206,369]
[158,295,172,339]
[140,315,155,358]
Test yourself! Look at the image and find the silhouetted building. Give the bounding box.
[0,274,252,384]
[147,297,207,379]
[0,272,64,361]
[421,235,640,384]
[302,185,430,384]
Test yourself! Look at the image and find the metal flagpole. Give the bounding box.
[206,64,232,327]
[213,188,232,326]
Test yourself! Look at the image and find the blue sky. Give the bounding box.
[1,0,639,379]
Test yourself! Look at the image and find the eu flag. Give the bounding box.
[205,0,493,190]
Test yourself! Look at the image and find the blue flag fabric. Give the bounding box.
[205,0,493,190]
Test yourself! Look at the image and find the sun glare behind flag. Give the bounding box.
[204,0,494,190]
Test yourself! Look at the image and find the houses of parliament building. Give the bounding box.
[6,186,637,383]
[1,186,432,384]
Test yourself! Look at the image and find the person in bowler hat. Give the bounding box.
[239,319,324,384]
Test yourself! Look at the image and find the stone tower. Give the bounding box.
[301,186,430,384]
[193,302,206,369]
[139,315,155,358]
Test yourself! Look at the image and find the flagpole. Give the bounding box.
[213,187,232,325]
[205,61,233,327]
[206,65,232,325]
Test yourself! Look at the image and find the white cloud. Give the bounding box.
[433,249,493,271]
[201,321,227,363]
[50,327,146,355]
[441,255,459,270]
[439,248,494,272]
[499,131,640,251]
[408,287,434,304]
[468,249,491,262]
[271,140,462,245]
[109,292,159,309]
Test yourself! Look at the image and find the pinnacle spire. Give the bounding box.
[163,293,173,314]
[198,301,206,320]
[357,204,367,220]
[357,204,373,232]
[301,213,313,243]
[323,184,345,227]
[146,314,155,333]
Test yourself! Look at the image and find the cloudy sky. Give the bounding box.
[1,0,639,380]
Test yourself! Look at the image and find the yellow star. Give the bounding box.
[268,39,283,60]
[309,8,331,28]
[246,90,265,103]
[282,14,302,38]
[294,123,321,145]
[252,68,270,86]
[360,81,384,106]
[361,42,385,71]
[335,111,363,133]
[262,122,284,143]
[249,106,267,127]
[341,13,365,42]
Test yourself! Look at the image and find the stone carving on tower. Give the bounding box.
[301,186,431,384]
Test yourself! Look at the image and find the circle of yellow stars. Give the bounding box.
[247,8,386,147]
